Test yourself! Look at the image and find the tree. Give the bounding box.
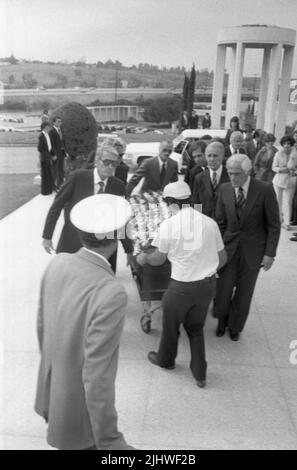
[143,96,182,126]
[182,74,189,111]
[187,64,196,117]
[50,102,98,175]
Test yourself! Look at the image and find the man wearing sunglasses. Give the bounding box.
[42,146,134,272]
[126,140,178,196]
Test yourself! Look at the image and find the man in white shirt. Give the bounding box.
[137,181,227,387]
[225,131,246,160]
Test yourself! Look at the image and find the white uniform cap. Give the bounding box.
[163,181,191,200]
[70,194,132,238]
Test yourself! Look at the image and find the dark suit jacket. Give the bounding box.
[115,161,129,184]
[42,170,130,253]
[188,165,204,192]
[38,133,52,162]
[126,157,178,196]
[192,167,230,219]
[224,147,246,161]
[49,127,65,160]
[215,179,280,269]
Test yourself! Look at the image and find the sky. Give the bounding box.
[1,0,297,76]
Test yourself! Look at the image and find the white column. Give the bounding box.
[264,43,283,133]
[257,47,271,129]
[211,44,227,128]
[231,42,245,118]
[225,45,236,128]
[276,46,295,141]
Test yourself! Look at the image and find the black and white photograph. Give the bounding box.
[0,0,297,452]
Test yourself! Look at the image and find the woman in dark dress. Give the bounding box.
[38,122,54,195]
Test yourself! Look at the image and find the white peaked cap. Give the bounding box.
[70,194,132,238]
[163,181,191,199]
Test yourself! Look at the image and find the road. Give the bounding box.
[2,87,180,97]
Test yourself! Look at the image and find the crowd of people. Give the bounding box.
[35,115,297,450]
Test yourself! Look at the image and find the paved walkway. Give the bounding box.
[0,194,297,450]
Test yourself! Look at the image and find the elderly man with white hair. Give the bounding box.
[225,131,246,160]
[126,140,178,195]
[214,154,280,341]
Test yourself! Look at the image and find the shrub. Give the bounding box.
[50,102,98,173]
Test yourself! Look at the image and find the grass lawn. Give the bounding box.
[0,174,41,219]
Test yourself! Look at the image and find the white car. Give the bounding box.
[123,142,160,169]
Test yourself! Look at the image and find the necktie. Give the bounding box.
[236,186,245,210]
[160,163,166,187]
[97,181,104,194]
[212,171,217,190]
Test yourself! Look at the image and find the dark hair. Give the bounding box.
[43,109,48,114]
[264,133,276,143]
[40,121,50,131]
[201,134,212,140]
[52,116,61,123]
[253,129,263,139]
[78,230,117,249]
[280,135,295,147]
[164,197,193,209]
[192,141,206,153]
[230,116,239,127]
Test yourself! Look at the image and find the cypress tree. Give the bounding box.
[187,64,196,117]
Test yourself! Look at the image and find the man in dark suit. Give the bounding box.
[49,116,66,190]
[101,136,129,185]
[42,146,133,272]
[215,154,280,341]
[188,110,199,129]
[224,131,246,161]
[192,141,230,219]
[126,141,178,195]
[38,122,54,195]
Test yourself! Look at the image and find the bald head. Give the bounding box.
[226,154,252,188]
[230,131,244,150]
[205,141,225,170]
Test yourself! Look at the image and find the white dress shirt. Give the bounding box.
[42,131,52,152]
[208,165,223,184]
[235,176,251,199]
[93,168,108,195]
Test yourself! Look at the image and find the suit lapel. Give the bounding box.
[225,184,239,226]
[152,157,161,185]
[164,159,175,185]
[240,179,260,222]
[203,169,214,196]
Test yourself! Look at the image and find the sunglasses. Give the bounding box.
[162,148,172,153]
[101,159,120,168]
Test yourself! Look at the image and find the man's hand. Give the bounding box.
[42,238,55,254]
[261,255,274,271]
[136,252,147,266]
[126,253,137,271]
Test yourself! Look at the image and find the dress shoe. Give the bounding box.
[147,351,175,369]
[216,325,226,337]
[229,329,240,341]
[290,236,297,242]
[196,379,206,388]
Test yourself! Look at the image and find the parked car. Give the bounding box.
[123,142,160,169]
[97,133,119,146]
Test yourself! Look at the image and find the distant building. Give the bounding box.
[87,105,141,122]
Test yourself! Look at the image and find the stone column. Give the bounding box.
[257,47,271,129]
[276,46,295,140]
[264,43,283,133]
[231,42,245,118]
[211,44,227,128]
[225,45,236,127]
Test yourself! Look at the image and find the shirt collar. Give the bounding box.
[208,165,223,180]
[235,176,251,196]
[94,168,107,186]
[82,247,111,267]
[158,157,167,168]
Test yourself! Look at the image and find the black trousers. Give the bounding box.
[157,277,215,381]
[41,160,53,195]
[215,248,260,332]
[53,156,65,188]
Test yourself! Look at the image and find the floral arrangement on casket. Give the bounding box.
[128,191,171,256]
